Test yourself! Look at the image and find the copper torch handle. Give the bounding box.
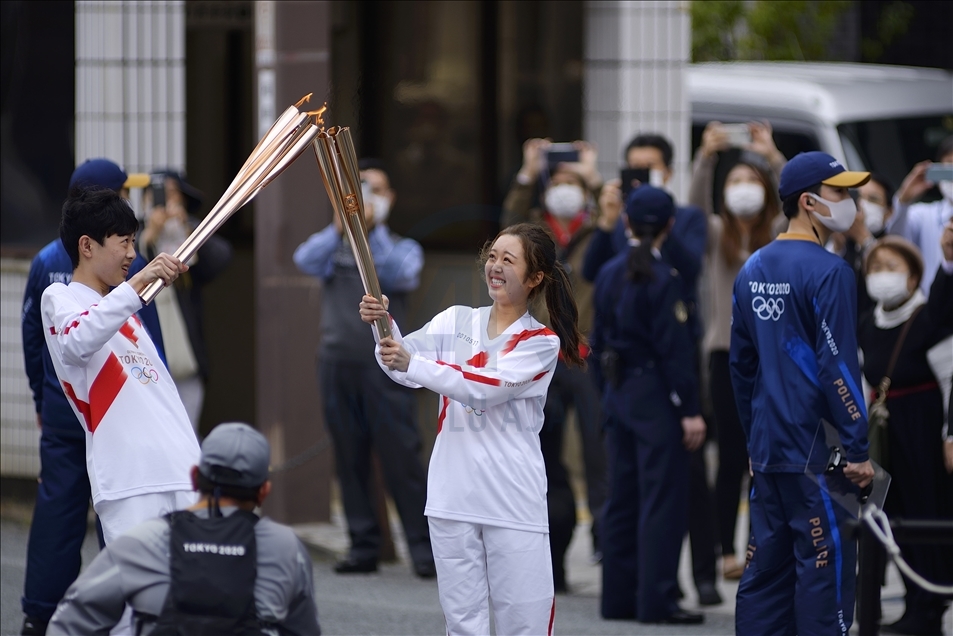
[312,131,392,339]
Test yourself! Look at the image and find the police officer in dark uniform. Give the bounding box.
[591,186,706,625]
[48,423,321,635]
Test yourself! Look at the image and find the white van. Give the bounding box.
[688,62,953,190]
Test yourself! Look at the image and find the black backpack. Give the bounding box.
[145,509,263,636]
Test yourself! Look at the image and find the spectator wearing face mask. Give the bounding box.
[688,124,783,584]
[140,171,232,431]
[827,173,895,318]
[857,233,953,635]
[887,135,953,296]
[293,158,435,579]
[501,138,607,592]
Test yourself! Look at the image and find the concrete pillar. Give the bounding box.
[75,1,186,176]
[253,0,331,524]
[583,0,691,201]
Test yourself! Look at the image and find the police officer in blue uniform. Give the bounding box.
[730,152,875,635]
[592,185,707,625]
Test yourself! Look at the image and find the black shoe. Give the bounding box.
[21,616,49,636]
[881,611,944,635]
[413,560,436,579]
[656,609,705,625]
[333,556,377,574]
[696,581,723,606]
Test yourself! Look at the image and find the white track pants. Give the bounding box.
[95,490,198,636]
[429,517,555,636]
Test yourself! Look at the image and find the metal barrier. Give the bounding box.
[855,511,953,635]
[0,258,40,478]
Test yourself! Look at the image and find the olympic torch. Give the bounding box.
[312,127,392,339]
[139,95,326,305]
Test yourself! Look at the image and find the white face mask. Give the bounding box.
[939,180,953,204]
[362,183,391,224]
[648,169,666,188]
[545,183,586,219]
[860,199,885,234]
[724,182,765,218]
[810,193,857,232]
[866,271,911,307]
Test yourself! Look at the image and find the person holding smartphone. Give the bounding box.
[502,138,607,592]
[139,171,232,431]
[888,135,953,296]
[688,121,784,582]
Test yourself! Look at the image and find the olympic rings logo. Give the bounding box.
[132,366,159,384]
[752,296,785,321]
[464,406,485,416]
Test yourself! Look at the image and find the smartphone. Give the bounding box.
[925,163,953,183]
[546,143,579,172]
[620,168,650,199]
[721,123,752,147]
[150,174,166,207]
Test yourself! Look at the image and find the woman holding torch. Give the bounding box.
[359,223,582,636]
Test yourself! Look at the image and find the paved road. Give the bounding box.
[2,512,736,635]
[0,508,933,636]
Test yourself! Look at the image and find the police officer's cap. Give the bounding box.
[199,423,271,488]
[625,185,675,228]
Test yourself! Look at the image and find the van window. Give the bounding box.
[838,115,953,192]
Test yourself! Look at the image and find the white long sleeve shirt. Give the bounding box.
[41,281,199,504]
[887,196,953,295]
[375,305,559,533]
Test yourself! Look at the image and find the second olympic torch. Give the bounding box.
[312,127,392,339]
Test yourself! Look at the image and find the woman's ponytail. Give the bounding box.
[625,224,659,283]
[545,261,585,367]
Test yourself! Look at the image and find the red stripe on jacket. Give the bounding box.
[62,382,92,432]
[88,354,128,433]
[501,328,556,356]
[436,361,502,387]
[436,396,450,434]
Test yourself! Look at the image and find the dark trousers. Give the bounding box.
[736,472,857,636]
[688,443,718,585]
[685,346,717,587]
[710,350,750,557]
[319,358,432,565]
[601,411,689,622]
[22,428,92,621]
[539,361,607,588]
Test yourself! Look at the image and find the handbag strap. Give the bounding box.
[877,304,925,397]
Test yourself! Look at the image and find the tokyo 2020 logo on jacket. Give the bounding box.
[752,296,785,321]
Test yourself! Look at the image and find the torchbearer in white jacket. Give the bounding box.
[41,186,201,546]
[360,223,585,636]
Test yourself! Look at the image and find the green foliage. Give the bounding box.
[690,0,913,63]
[861,1,915,61]
[691,1,747,62]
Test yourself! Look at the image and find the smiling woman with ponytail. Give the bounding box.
[592,185,707,625]
[357,222,581,635]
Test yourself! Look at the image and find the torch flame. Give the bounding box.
[308,104,328,127]
[294,93,314,109]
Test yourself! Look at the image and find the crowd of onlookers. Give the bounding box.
[497,125,952,632]
[17,124,952,635]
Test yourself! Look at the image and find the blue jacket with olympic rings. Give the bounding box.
[21,239,165,436]
[730,232,869,473]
